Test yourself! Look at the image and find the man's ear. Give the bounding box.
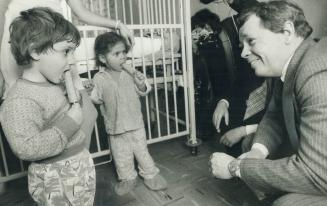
[98,54,107,65]
[283,20,296,44]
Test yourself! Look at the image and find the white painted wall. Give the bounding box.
[190,0,327,37]
[295,0,327,38]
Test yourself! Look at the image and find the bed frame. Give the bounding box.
[0,0,197,183]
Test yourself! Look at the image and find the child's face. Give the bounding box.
[101,42,127,72]
[35,41,76,84]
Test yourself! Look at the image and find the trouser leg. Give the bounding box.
[110,133,137,181]
[130,128,159,179]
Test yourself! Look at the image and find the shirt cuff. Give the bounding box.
[251,143,269,158]
[236,167,241,177]
[245,124,258,135]
[236,159,242,178]
[219,99,229,108]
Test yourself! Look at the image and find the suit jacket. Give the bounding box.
[240,37,327,196]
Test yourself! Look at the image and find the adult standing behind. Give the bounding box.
[210,1,327,205]
[0,0,11,195]
[191,9,229,140]
[201,0,265,156]
[0,0,134,98]
[0,0,11,99]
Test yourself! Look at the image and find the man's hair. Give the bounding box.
[94,32,129,67]
[238,0,312,38]
[9,7,81,66]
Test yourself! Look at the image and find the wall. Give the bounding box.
[295,0,327,38]
[190,0,327,37]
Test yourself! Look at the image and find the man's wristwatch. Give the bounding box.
[228,159,241,177]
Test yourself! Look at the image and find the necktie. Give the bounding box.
[243,81,267,120]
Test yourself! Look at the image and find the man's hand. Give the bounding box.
[220,126,246,147]
[209,152,235,179]
[212,101,229,132]
[238,148,267,160]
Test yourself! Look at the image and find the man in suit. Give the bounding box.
[209,1,327,205]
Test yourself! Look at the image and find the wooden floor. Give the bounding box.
[0,137,263,206]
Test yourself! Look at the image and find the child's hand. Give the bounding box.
[82,79,95,95]
[134,71,146,91]
[67,103,83,125]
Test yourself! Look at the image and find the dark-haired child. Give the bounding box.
[0,7,97,205]
[91,32,167,196]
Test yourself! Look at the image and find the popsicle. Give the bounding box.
[64,70,78,104]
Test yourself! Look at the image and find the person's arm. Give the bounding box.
[89,76,104,105]
[220,124,258,147]
[0,72,4,99]
[133,71,151,96]
[220,125,245,147]
[249,80,285,155]
[66,0,134,47]
[237,80,284,160]
[212,99,230,133]
[240,65,327,194]
[245,124,258,135]
[0,0,10,99]
[1,99,81,161]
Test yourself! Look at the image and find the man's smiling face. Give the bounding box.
[239,14,289,77]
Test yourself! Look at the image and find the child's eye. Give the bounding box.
[64,49,70,55]
[64,48,75,56]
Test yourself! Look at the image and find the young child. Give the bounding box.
[1,0,134,99]
[0,7,97,205]
[91,32,167,196]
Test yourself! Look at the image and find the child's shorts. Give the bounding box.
[28,149,95,206]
